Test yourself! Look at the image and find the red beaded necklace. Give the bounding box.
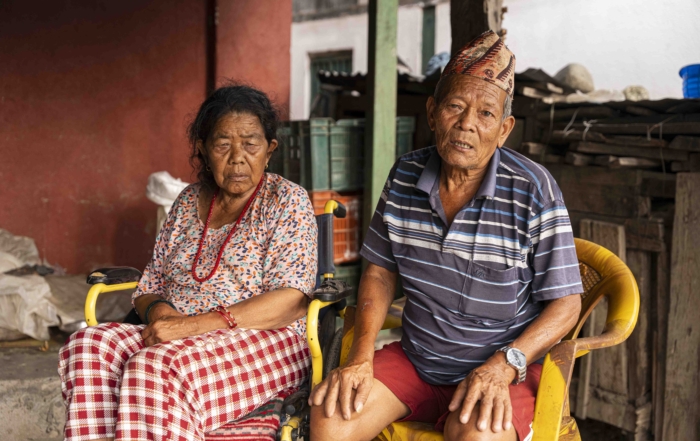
[191,176,265,283]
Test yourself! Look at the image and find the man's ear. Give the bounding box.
[498,115,516,147]
[426,96,436,131]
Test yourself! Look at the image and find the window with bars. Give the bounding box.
[309,51,353,110]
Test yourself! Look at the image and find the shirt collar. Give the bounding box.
[415,147,501,199]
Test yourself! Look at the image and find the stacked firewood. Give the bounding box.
[519,100,700,173]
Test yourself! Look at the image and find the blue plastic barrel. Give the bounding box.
[680,64,700,98]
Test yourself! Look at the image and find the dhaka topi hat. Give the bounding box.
[442,30,516,96]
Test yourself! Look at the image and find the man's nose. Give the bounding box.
[456,107,478,132]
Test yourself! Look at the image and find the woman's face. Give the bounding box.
[197,112,277,197]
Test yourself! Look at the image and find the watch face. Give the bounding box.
[507,349,526,368]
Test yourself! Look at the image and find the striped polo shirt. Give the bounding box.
[361,146,583,385]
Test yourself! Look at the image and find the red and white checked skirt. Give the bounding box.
[58,322,310,441]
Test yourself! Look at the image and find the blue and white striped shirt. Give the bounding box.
[360,146,583,385]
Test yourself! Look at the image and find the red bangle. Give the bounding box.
[214,306,237,329]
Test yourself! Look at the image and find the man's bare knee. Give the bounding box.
[309,404,361,441]
[443,405,516,441]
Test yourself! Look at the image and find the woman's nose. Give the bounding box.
[228,144,246,164]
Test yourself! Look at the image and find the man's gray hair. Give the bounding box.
[502,94,512,121]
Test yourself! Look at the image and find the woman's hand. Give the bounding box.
[141,303,209,347]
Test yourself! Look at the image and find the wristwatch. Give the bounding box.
[497,346,527,384]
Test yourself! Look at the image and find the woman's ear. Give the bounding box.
[196,140,208,166]
[267,139,278,160]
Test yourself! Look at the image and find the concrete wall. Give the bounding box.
[217,1,292,116]
[503,0,700,99]
[0,0,292,274]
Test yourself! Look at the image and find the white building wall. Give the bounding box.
[503,0,700,100]
[434,2,452,56]
[290,3,425,120]
[291,0,699,118]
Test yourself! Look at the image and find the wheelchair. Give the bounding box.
[85,197,640,441]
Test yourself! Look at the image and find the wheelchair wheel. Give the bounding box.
[322,327,343,380]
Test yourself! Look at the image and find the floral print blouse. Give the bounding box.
[132,174,318,336]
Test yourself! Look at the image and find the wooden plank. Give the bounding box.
[585,387,637,432]
[525,153,563,164]
[565,151,593,166]
[567,211,666,253]
[537,106,617,122]
[652,249,670,441]
[606,135,667,148]
[549,129,607,144]
[575,309,596,419]
[669,135,700,152]
[557,184,650,218]
[580,220,629,416]
[640,172,677,199]
[594,155,661,169]
[569,121,700,136]
[571,141,689,162]
[625,250,652,401]
[522,141,546,156]
[663,173,700,441]
[516,85,558,100]
[671,161,689,172]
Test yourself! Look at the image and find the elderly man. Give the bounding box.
[309,31,583,441]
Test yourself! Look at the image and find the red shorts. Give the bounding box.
[373,342,542,441]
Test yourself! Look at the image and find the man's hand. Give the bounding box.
[308,358,374,420]
[448,353,516,432]
[141,304,198,347]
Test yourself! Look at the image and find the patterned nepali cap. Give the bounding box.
[442,30,516,96]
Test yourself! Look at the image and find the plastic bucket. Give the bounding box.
[679,64,700,99]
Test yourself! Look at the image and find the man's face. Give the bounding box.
[427,75,515,171]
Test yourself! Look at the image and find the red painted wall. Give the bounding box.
[216,0,292,118]
[0,0,292,274]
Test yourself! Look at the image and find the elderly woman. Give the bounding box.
[59,85,318,441]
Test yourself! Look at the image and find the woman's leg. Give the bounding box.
[115,327,310,441]
[58,323,146,441]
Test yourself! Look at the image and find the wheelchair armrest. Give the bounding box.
[87,267,142,285]
[311,279,352,302]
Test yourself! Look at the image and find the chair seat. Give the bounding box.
[374,421,444,441]
[204,395,286,441]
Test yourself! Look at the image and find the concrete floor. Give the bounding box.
[0,343,64,441]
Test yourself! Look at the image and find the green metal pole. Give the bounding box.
[364,0,398,238]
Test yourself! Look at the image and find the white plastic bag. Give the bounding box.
[146,171,189,209]
[0,274,58,340]
[0,229,58,340]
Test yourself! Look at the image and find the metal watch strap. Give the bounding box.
[498,346,527,385]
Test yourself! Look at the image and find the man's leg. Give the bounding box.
[443,403,517,441]
[310,378,410,441]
